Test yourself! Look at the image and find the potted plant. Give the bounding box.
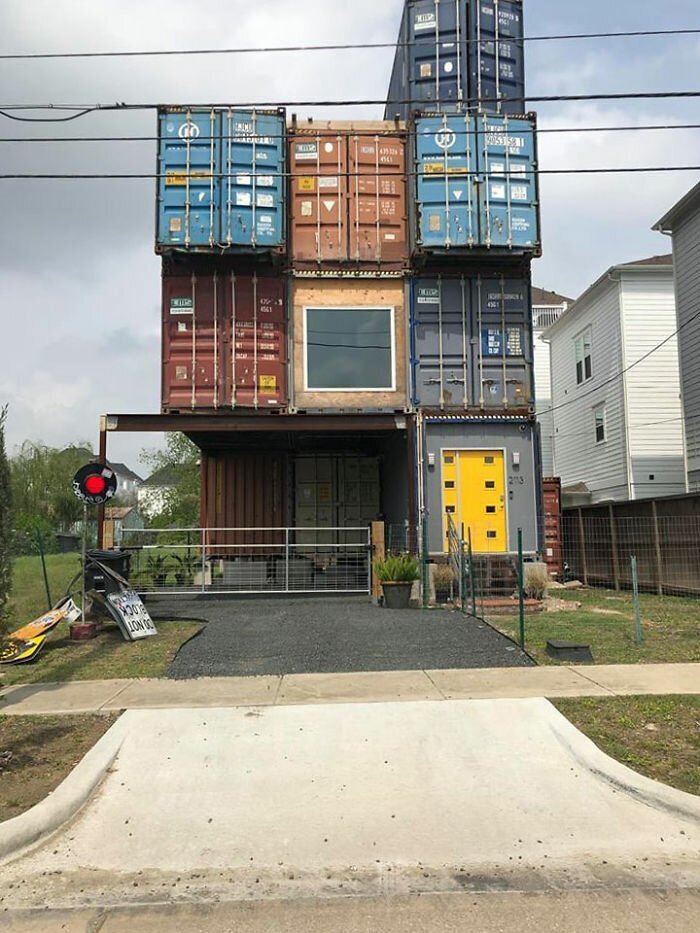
[433,563,455,604]
[146,555,170,588]
[173,553,198,587]
[374,554,420,610]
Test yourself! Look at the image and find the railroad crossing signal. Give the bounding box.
[72,463,118,505]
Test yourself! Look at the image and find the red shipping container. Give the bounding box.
[543,477,564,581]
[162,270,288,411]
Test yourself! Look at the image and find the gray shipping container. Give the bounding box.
[411,272,534,411]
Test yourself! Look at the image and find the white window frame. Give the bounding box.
[594,403,607,445]
[574,327,593,386]
[303,305,397,393]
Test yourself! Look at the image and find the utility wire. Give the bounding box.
[3,122,700,144]
[1,27,699,60]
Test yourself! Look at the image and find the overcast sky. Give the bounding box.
[1,0,699,472]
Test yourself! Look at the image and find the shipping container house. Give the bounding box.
[542,476,564,580]
[161,264,288,412]
[157,108,286,253]
[290,278,409,413]
[288,121,409,269]
[410,271,534,412]
[411,112,540,255]
[420,417,540,556]
[385,0,525,122]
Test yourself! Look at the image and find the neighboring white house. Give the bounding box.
[546,255,686,504]
[137,467,178,519]
[655,182,700,491]
[532,287,571,477]
[107,462,144,505]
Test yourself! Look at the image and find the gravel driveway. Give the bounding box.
[147,597,534,679]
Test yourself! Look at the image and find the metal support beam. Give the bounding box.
[97,416,108,549]
[104,413,407,434]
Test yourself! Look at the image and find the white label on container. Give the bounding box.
[318,176,339,189]
[415,11,437,31]
[443,61,454,74]
[301,201,313,216]
[236,192,252,206]
[295,142,318,160]
[236,174,252,186]
[257,175,274,187]
[383,233,396,241]
[490,161,506,175]
[170,297,194,315]
[491,184,506,199]
[324,142,335,154]
[511,185,528,201]
[417,288,440,304]
[257,194,274,207]
[257,215,274,230]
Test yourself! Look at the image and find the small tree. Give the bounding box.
[0,406,12,631]
[141,434,200,528]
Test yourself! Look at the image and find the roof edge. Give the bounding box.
[654,181,700,233]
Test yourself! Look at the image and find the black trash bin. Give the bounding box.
[85,549,131,594]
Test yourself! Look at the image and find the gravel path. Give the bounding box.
[147,597,534,679]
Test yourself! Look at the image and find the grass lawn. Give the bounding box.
[0,714,118,822]
[493,588,700,665]
[554,696,700,797]
[7,552,83,628]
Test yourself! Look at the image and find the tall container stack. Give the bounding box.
[385,0,543,559]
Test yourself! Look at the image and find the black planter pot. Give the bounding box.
[381,581,414,609]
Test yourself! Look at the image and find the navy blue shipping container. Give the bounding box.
[410,272,533,410]
[157,108,286,252]
[384,0,524,121]
[413,112,540,253]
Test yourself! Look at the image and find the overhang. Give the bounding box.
[103,413,408,434]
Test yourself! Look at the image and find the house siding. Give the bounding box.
[670,211,700,488]
[549,279,629,502]
[619,271,686,499]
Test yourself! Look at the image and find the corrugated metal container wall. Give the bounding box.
[162,269,288,412]
[157,108,286,252]
[411,272,533,410]
[200,450,288,550]
[384,0,524,122]
[542,477,564,580]
[291,278,408,412]
[289,124,408,267]
[413,113,540,253]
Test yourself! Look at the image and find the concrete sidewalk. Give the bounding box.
[1,662,698,715]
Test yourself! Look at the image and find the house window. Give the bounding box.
[575,328,592,385]
[594,404,606,444]
[304,307,395,391]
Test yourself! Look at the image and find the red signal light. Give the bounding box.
[85,475,108,496]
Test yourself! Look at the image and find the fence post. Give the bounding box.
[35,528,52,611]
[518,528,525,649]
[421,518,429,609]
[468,527,477,617]
[371,521,385,604]
[201,529,207,594]
[631,555,644,645]
[608,504,621,591]
[285,527,291,593]
[651,502,664,597]
[577,508,589,585]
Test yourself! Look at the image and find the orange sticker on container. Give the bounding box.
[298,177,316,192]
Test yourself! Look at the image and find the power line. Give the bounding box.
[4,122,700,144]
[1,27,699,61]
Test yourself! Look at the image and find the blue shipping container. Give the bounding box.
[384,0,524,121]
[414,112,539,252]
[157,108,286,251]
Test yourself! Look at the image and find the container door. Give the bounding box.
[468,0,525,115]
[416,115,477,249]
[477,114,538,250]
[229,274,287,409]
[408,0,468,113]
[472,274,532,410]
[294,456,337,548]
[162,273,226,410]
[158,109,221,248]
[291,135,348,262]
[412,278,470,409]
[338,456,380,543]
[442,450,507,554]
[348,135,408,264]
[221,110,285,249]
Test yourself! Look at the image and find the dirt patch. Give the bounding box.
[0,714,118,822]
[590,608,626,617]
[543,597,581,613]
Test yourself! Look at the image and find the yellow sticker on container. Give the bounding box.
[429,214,442,232]
[298,176,316,192]
[318,484,332,502]
[165,170,213,186]
[259,375,277,392]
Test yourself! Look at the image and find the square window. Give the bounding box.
[305,307,394,391]
[445,481,455,489]
[487,531,497,539]
[485,456,495,465]
[485,481,495,489]
[486,506,496,514]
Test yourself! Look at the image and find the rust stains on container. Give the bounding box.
[289,121,409,269]
[291,277,408,412]
[162,268,288,412]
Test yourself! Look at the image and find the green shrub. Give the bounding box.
[374,553,420,583]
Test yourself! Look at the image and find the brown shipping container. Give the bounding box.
[289,121,408,268]
[291,278,408,412]
[543,477,564,580]
[162,270,288,411]
[201,450,288,551]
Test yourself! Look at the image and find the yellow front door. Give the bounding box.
[442,450,508,553]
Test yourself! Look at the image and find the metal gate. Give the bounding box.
[120,527,372,596]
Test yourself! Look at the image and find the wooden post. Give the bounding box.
[609,504,621,591]
[651,501,664,596]
[371,521,386,604]
[577,508,589,586]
